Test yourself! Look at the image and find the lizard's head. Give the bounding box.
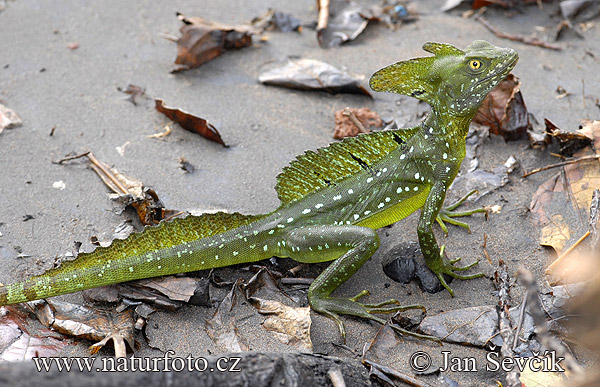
[369,40,518,117]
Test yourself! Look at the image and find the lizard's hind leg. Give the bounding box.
[283,225,439,343]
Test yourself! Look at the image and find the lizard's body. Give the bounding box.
[0,40,517,340]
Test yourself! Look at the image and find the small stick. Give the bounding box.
[86,152,130,195]
[316,0,330,32]
[545,230,590,274]
[53,151,90,164]
[512,289,530,349]
[477,16,562,51]
[362,359,432,387]
[482,233,493,265]
[147,122,173,138]
[522,154,600,177]
[342,107,368,133]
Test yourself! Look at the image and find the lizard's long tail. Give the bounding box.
[0,212,265,305]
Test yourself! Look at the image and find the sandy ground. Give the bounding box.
[0,0,599,385]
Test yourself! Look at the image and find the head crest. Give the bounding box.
[368,42,464,105]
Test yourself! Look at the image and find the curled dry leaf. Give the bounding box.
[155,98,227,147]
[545,118,592,157]
[0,103,23,134]
[472,74,529,141]
[31,300,135,358]
[333,107,383,139]
[173,13,255,71]
[258,58,371,96]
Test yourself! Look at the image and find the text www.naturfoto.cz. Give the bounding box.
[32,352,242,372]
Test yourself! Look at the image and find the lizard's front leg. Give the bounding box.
[418,183,485,297]
[283,225,438,343]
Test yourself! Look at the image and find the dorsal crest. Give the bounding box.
[368,42,464,105]
[275,129,417,204]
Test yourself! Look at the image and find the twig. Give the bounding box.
[316,0,330,32]
[545,230,590,274]
[512,289,530,350]
[476,16,562,51]
[147,122,173,138]
[522,154,600,177]
[590,189,600,255]
[342,107,368,133]
[362,359,432,387]
[327,367,346,387]
[482,234,493,265]
[53,151,90,164]
[86,152,129,195]
[495,260,521,387]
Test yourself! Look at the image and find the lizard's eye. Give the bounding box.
[468,60,482,70]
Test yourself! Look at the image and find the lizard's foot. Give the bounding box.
[432,245,485,297]
[436,189,486,236]
[310,290,441,344]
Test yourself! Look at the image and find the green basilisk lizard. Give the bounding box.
[0,40,517,340]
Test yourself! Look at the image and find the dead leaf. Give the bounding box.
[334,107,383,139]
[531,122,600,281]
[0,305,67,361]
[560,0,600,22]
[155,98,227,147]
[205,279,249,352]
[248,298,312,351]
[544,118,593,157]
[519,363,567,386]
[472,74,529,141]
[540,214,572,253]
[30,300,134,357]
[317,0,415,48]
[0,103,23,134]
[258,58,371,96]
[173,13,255,71]
[317,0,368,48]
[251,9,302,33]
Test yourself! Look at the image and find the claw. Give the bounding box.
[434,245,484,296]
[436,189,485,236]
[310,294,435,343]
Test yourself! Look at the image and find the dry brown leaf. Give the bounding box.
[155,99,227,147]
[248,298,312,351]
[173,13,254,71]
[540,214,571,254]
[472,74,529,141]
[31,300,135,358]
[333,107,383,139]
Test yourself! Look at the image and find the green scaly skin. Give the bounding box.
[0,41,518,342]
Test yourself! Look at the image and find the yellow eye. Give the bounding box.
[469,60,482,70]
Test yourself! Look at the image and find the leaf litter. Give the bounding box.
[170,13,256,72]
[30,299,135,358]
[258,57,371,96]
[155,98,227,147]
